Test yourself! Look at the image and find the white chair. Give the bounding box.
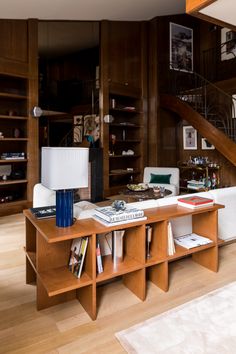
[143,167,180,196]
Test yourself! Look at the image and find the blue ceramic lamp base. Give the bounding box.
[56,189,74,227]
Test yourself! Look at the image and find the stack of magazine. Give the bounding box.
[92,205,147,226]
[174,233,213,249]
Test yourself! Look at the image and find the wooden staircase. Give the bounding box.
[160,94,236,167]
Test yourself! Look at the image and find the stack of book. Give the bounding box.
[177,196,214,209]
[92,205,147,226]
[174,233,213,249]
[68,237,88,278]
[187,180,205,190]
[1,152,25,160]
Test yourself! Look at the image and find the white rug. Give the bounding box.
[116,281,236,354]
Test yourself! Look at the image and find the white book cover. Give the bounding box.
[174,233,213,249]
[92,214,147,227]
[94,206,144,223]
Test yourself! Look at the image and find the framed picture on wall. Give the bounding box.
[201,138,215,150]
[183,126,197,150]
[170,22,193,72]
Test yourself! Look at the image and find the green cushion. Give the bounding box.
[150,173,171,184]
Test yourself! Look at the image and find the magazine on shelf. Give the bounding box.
[30,205,56,219]
[174,233,213,249]
[68,238,82,273]
[96,240,104,274]
[92,214,147,227]
[74,237,89,278]
[93,206,144,223]
[177,196,214,209]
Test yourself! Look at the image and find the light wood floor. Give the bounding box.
[1,213,236,354]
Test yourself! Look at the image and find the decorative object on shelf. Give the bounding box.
[112,229,125,269]
[104,114,114,123]
[13,128,21,138]
[201,138,215,150]
[122,150,134,155]
[183,126,197,150]
[41,147,89,228]
[111,199,126,212]
[0,132,4,139]
[169,22,193,72]
[0,165,12,178]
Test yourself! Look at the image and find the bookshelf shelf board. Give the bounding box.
[0,115,28,120]
[109,123,141,128]
[0,199,27,207]
[109,154,141,158]
[0,92,27,99]
[145,256,166,267]
[0,138,28,141]
[109,108,142,114]
[168,242,217,261]
[38,267,93,297]
[0,179,27,186]
[96,255,143,283]
[109,170,140,176]
[0,159,27,163]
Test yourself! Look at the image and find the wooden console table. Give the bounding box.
[24,202,224,320]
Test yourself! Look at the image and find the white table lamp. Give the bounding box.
[41,147,89,227]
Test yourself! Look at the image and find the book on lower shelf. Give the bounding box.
[68,237,88,278]
[168,221,176,256]
[177,196,214,209]
[96,239,104,274]
[92,214,147,227]
[94,205,144,223]
[174,233,213,249]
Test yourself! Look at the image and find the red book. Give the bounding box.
[177,196,214,209]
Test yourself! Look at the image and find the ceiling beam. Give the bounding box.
[186,0,236,31]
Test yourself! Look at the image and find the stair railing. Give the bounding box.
[166,64,236,142]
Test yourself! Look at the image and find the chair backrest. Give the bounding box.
[33,183,56,208]
[143,167,180,194]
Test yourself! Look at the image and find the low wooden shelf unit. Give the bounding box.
[24,203,224,320]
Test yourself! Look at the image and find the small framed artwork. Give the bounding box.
[183,126,197,150]
[201,138,215,150]
[170,22,193,72]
